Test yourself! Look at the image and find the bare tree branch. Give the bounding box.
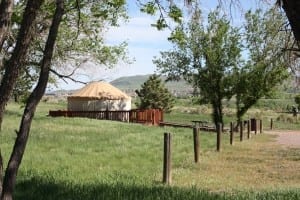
[50,68,87,85]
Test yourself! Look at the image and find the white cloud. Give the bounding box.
[105,16,171,46]
[54,14,173,90]
[59,1,267,91]
[101,14,172,83]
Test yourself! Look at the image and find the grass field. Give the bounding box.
[0,102,299,199]
[169,98,300,130]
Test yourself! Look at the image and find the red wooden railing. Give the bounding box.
[48,109,163,125]
[129,109,163,125]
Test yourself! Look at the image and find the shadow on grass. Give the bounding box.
[14,177,300,200]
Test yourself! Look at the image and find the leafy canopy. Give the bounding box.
[2,0,129,90]
[234,7,290,122]
[295,94,300,108]
[135,74,175,113]
[154,7,242,126]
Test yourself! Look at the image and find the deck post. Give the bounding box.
[217,123,222,152]
[193,127,200,163]
[247,120,251,139]
[260,119,263,134]
[163,133,172,185]
[230,122,234,145]
[270,118,273,130]
[240,121,243,142]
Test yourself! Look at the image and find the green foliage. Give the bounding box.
[168,27,186,46]
[168,5,182,23]
[295,94,300,108]
[255,98,294,112]
[139,1,183,30]
[140,2,157,15]
[51,0,130,68]
[11,66,37,103]
[151,18,168,30]
[135,74,175,112]
[154,7,242,127]
[155,6,290,126]
[234,8,290,122]
[4,0,129,90]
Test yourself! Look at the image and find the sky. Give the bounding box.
[56,1,173,90]
[55,0,271,91]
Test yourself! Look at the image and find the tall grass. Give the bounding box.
[1,102,299,199]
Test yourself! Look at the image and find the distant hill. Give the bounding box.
[110,74,193,97]
[46,75,193,98]
[110,75,151,90]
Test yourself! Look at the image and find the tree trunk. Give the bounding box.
[0,150,3,196]
[0,0,44,131]
[212,99,223,130]
[0,0,14,194]
[0,0,14,50]
[13,95,18,103]
[0,1,64,199]
[0,0,43,197]
[280,0,300,46]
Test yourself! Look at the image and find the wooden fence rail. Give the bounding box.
[49,109,163,125]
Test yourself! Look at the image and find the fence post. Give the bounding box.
[105,109,109,120]
[152,110,155,125]
[240,121,243,142]
[217,123,222,152]
[247,120,251,139]
[163,133,172,185]
[254,119,257,135]
[193,127,200,163]
[270,118,273,130]
[260,119,263,134]
[230,122,234,145]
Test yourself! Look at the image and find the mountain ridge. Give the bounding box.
[110,74,193,97]
[47,74,193,97]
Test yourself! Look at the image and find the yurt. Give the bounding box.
[67,81,131,111]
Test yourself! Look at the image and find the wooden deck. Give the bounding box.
[49,109,163,125]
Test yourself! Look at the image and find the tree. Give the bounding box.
[0,0,296,198]
[9,65,38,103]
[0,1,44,197]
[11,70,32,103]
[0,0,14,195]
[276,0,300,51]
[154,8,241,128]
[139,0,300,55]
[0,0,13,51]
[1,1,64,199]
[0,0,129,96]
[139,0,300,82]
[0,0,128,199]
[234,8,289,124]
[135,74,175,113]
[295,94,300,109]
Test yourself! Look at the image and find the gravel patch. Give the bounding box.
[265,130,300,147]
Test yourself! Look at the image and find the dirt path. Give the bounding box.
[265,130,300,148]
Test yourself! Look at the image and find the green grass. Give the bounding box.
[169,99,300,130]
[1,102,300,199]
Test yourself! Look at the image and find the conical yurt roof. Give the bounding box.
[68,81,131,100]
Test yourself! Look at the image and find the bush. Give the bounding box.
[135,75,175,113]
